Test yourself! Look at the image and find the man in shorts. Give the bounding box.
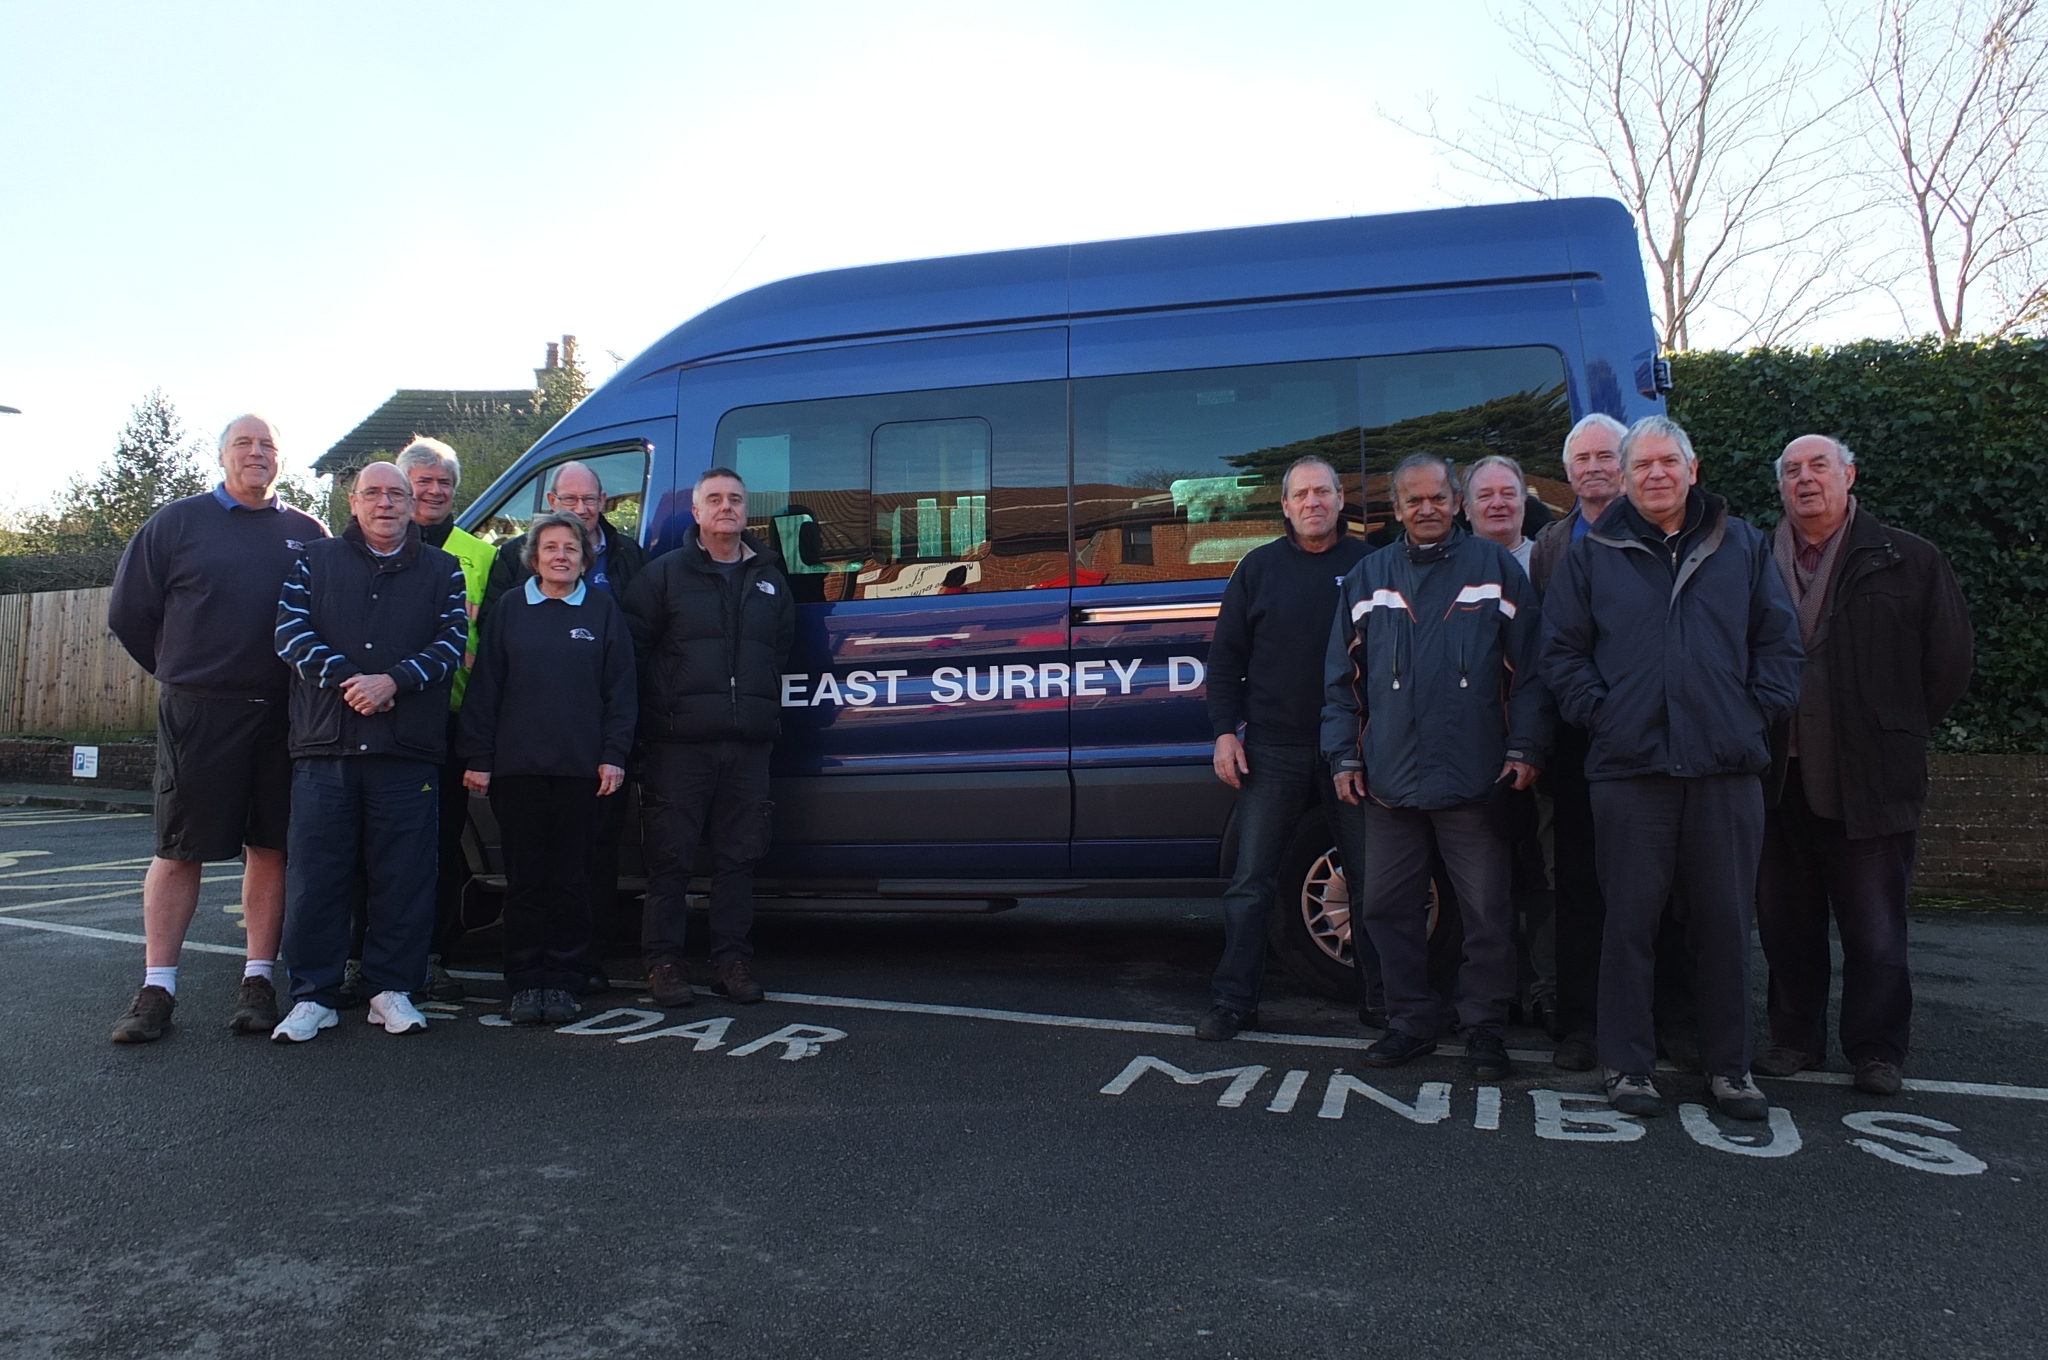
[106,413,328,1042]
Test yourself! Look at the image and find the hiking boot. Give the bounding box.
[415,956,464,1003]
[366,990,428,1035]
[712,958,765,1005]
[336,958,367,1010]
[1551,1032,1597,1072]
[1363,1030,1436,1068]
[1753,1045,1820,1078]
[1604,1069,1665,1117]
[227,975,279,1034]
[111,985,175,1044]
[271,1001,338,1044]
[1854,1059,1904,1097]
[1464,1031,1511,1081]
[1708,1073,1769,1122]
[1194,1005,1256,1042]
[541,989,581,1025]
[507,989,546,1025]
[647,960,693,1009]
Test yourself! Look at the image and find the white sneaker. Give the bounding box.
[367,990,429,1035]
[271,1001,339,1044]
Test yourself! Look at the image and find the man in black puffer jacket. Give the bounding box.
[622,467,794,1008]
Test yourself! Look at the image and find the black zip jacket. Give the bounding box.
[1540,488,1803,782]
[1764,510,1973,838]
[458,583,638,777]
[1208,530,1373,745]
[1321,528,1550,809]
[274,522,468,762]
[620,528,795,744]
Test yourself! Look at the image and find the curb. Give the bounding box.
[0,790,152,815]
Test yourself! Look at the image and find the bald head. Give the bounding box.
[350,460,414,552]
[548,461,605,533]
[1776,434,1857,545]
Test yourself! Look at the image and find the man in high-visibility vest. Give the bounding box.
[399,437,495,999]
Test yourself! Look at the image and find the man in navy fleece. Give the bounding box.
[107,414,328,1044]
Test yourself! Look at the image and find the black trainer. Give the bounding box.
[1464,1030,1510,1081]
[1363,1030,1436,1068]
[541,989,580,1025]
[507,990,545,1026]
[1194,1005,1256,1042]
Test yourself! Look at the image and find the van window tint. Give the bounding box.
[1073,360,1362,585]
[1072,348,1571,582]
[713,382,1067,602]
[474,443,650,547]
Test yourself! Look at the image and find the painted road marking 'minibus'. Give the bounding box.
[6,913,2048,1106]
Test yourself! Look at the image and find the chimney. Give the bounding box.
[545,342,560,370]
[561,335,578,371]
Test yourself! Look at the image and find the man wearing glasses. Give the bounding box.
[480,460,647,994]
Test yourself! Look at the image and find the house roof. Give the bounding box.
[317,388,537,475]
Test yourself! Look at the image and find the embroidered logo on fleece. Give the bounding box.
[569,628,596,641]
[755,580,776,595]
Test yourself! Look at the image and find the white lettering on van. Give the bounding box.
[1317,1072,1451,1124]
[1843,1112,1987,1176]
[1100,1056,1268,1108]
[1108,658,1141,695]
[1002,664,1037,700]
[780,675,808,707]
[966,667,1000,702]
[1075,660,1108,696]
[876,670,908,703]
[843,671,878,706]
[930,667,965,703]
[1168,656,1206,693]
[1038,662,1071,697]
[810,673,843,706]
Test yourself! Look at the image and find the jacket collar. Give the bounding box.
[524,576,587,606]
[680,525,778,574]
[1400,525,1466,565]
[344,518,421,569]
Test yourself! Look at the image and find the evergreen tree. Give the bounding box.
[21,390,213,553]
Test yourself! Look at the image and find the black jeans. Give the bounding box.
[1592,774,1763,1080]
[1210,742,1381,1014]
[491,775,597,992]
[432,715,471,956]
[640,741,773,966]
[1757,765,1918,1066]
[1357,800,1513,1040]
[580,784,629,974]
[1544,724,1606,1036]
[283,756,438,1007]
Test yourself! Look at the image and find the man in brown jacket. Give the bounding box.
[1754,435,1974,1096]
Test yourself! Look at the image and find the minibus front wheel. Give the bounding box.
[1266,815,1463,1001]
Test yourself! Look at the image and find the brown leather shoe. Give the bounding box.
[1753,1044,1821,1078]
[1854,1058,1904,1096]
[227,975,280,1034]
[712,958,765,1005]
[646,960,693,1009]
[111,985,175,1044]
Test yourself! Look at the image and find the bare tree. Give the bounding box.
[1846,0,2048,338]
[1397,0,1852,350]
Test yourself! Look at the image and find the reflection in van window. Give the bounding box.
[475,443,651,547]
[1072,347,1570,584]
[713,383,1066,603]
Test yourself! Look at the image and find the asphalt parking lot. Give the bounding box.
[2,806,2044,1360]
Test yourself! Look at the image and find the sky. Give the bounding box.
[0,0,1875,511]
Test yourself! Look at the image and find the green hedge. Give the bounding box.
[1668,338,2048,752]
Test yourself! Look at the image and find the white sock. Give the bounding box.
[243,959,276,982]
[144,965,177,996]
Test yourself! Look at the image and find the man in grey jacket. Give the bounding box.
[1541,416,1803,1121]
[1323,454,1548,1080]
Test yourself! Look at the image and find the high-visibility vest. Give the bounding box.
[441,524,495,710]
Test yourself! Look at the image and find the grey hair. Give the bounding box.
[1774,435,1857,479]
[694,465,746,493]
[1464,453,1527,498]
[217,413,279,455]
[1563,412,1628,460]
[523,511,590,574]
[1620,415,1696,467]
[396,437,461,487]
[1390,452,1461,499]
[1280,454,1340,497]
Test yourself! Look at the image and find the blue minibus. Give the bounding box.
[455,196,1665,997]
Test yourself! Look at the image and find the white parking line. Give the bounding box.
[9,913,2046,1104]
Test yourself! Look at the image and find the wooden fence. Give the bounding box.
[0,587,158,735]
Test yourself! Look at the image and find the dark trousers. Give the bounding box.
[1357,800,1513,1039]
[284,756,439,1008]
[1210,742,1382,1013]
[432,719,471,956]
[491,775,597,992]
[1592,774,1763,1079]
[1757,766,1917,1066]
[1545,725,1607,1036]
[579,785,629,974]
[640,741,772,966]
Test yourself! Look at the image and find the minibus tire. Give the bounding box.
[1267,814,1461,1001]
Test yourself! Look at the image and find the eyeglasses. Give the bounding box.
[354,489,413,503]
[552,494,604,510]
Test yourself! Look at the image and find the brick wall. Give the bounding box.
[1918,754,2048,893]
[0,738,154,791]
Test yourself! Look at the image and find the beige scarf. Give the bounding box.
[1773,497,1857,644]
